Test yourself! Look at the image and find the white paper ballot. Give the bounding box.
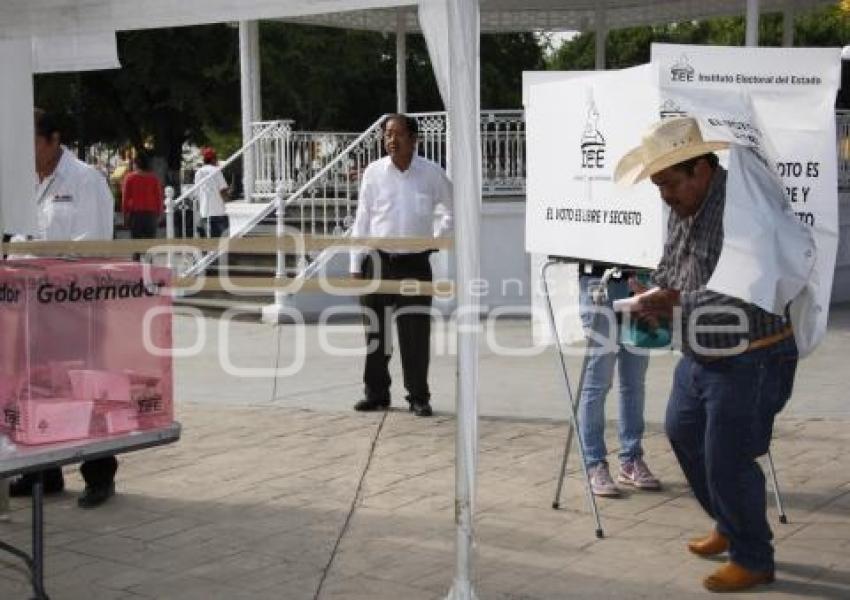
[612,288,659,312]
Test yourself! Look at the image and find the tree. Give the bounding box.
[35,24,241,184]
[548,5,850,72]
[34,22,544,182]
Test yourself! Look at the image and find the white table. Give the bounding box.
[0,423,181,600]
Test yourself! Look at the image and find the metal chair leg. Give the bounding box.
[765,449,788,524]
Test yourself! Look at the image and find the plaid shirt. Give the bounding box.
[651,167,789,357]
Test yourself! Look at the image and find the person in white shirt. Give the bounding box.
[8,109,117,510]
[350,114,452,417]
[194,147,230,238]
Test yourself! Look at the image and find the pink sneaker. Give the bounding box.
[618,458,661,490]
[588,462,620,497]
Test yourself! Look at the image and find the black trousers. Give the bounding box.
[360,251,433,405]
[28,456,118,490]
[128,211,160,261]
[128,211,160,239]
[198,215,230,238]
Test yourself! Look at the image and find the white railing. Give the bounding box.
[250,109,526,206]
[179,115,386,278]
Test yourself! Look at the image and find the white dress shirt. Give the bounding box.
[349,155,452,273]
[33,146,114,241]
[194,164,228,218]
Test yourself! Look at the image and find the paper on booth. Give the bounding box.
[525,64,666,269]
[652,43,841,357]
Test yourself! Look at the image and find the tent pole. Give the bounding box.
[239,20,261,202]
[444,0,481,598]
[595,4,607,71]
[745,0,760,47]
[396,9,407,113]
[782,1,795,48]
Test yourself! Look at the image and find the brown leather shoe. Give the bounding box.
[688,529,729,557]
[703,562,774,593]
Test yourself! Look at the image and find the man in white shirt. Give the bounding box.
[194,147,230,238]
[8,109,117,509]
[350,114,452,417]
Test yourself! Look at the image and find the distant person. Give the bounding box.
[349,114,452,417]
[194,147,230,238]
[122,151,163,249]
[110,149,132,215]
[8,108,117,509]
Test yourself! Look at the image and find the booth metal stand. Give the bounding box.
[541,257,607,539]
[0,424,182,600]
[540,258,789,541]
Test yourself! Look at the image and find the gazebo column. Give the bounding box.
[0,37,36,236]
[783,1,795,47]
[745,0,760,47]
[595,4,607,71]
[239,20,262,202]
[396,9,407,113]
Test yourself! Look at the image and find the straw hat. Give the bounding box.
[614,117,729,185]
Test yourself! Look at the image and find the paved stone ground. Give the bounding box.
[1,403,848,599]
[2,306,849,599]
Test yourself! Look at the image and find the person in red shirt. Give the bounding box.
[122,151,163,242]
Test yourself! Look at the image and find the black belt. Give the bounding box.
[376,250,433,261]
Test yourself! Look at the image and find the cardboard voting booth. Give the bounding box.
[0,260,173,445]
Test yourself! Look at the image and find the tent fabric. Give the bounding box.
[0,0,833,38]
[282,0,834,33]
[0,0,416,39]
[32,31,119,73]
[418,1,481,596]
[0,38,36,236]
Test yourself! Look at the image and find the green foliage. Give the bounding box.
[35,23,543,173]
[548,5,850,71]
[35,24,240,175]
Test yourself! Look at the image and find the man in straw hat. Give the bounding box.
[615,116,799,592]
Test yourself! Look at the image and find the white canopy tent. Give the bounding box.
[0,1,836,598]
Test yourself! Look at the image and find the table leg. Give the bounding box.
[31,473,49,600]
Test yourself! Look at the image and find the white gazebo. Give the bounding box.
[0,2,836,599]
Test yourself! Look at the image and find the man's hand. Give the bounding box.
[632,288,680,326]
[628,276,648,295]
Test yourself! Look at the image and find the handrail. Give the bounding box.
[172,121,280,209]
[180,114,387,277]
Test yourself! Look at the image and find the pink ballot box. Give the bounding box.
[0,260,173,444]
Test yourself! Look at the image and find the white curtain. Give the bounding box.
[0,38,36,237]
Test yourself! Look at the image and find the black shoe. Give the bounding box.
[77,482,115,510]
[353,398,390,412]
[409,401,433,417]
[9,472,65,497]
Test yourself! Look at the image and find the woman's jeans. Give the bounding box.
[577,275,649,468]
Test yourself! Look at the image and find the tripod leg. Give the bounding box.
[552,421,574,510]
[542,261,604,538]
[766,449,788,524]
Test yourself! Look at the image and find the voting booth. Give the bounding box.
[0,260,173,445]
[526,43,841,357]
[524,44,842,535]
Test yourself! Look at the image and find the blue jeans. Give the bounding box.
[665,336,798,573]
[577,275,649,468]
